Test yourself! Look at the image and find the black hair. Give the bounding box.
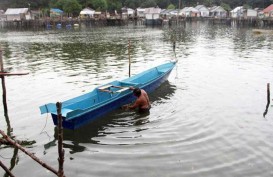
[133,88,141,97]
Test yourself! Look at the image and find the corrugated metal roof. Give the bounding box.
[50,8,63,13]
[210,6,226,12]
[263,4,273,13]
[231,6,243,13]
[80,8,95,15]
[5,8,28,15]
[144,8,161,14]
[195,5,204,10]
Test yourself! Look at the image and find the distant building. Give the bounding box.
[0,10,5,21]
[209,6,227,18]
[79,7,95,19]
[121,7,134,19]
[230,6,244,18]
[4,8,31,21]
[263,4,273,17]
[136,8,145,18]
[195,5,209,17]
[245,9,257,19]
[50,8,63,18]
[94,11,102,19]
[144,7,162,25]
[179,7,200,17]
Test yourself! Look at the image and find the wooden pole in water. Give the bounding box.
[263,83,270,117]
[0,130,59,175]
[0,160,15,177]
[0,48,8,114]
[56,102,65,177]
[128,39,131,77]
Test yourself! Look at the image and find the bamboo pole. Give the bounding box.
[128,39,131,77]
[0,160,15,177]
[0,130,58,175]
[0,48,8,114]
[0,72,29,76]
[56,102,65,177]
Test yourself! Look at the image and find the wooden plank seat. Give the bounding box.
[98,85,112,90]
[98,84,130,93]
[116,87,130,93]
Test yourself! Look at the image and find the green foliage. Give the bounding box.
[220,2,231,11]
[156,0,171,8]
[167,4,176,9]
[243,3,252,9]
[63,0,82,16]
[141,0,157,8]
[91,0,108,11]
[108,0,122,11]
[203,0,214,7]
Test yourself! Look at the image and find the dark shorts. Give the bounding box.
[138,106,151,114]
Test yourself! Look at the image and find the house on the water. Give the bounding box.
[230,6,244,18]
[244,9,257,19]
[209,6,227,18]
[136,8,145,18]
[195,5,210,17]
[0,10,5,21]
[50,8,63,18]
[4,8,31,21]
[121,7,135,19]
[263,4,273,17]
[144,7,162,25]
[79,7,95,19]
[180,7,200,17]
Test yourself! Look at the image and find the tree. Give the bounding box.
[63,0,82,17]
[220,2,231,11]
[167,3,176,9]
[156,0,171,8]
[91,0,108,11]
[124,0,140,9]
[203,0,214,6]
[107,0,122,12]
[140,0,157,8]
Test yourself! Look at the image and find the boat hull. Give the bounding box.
[51,68,174,129]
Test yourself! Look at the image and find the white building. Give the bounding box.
[209,6,227,18]
[79,7,95,19]
[144,7,162,25]
[195,5,209,17]
[121,7,135,19]
[245,9,257,18]
[230,6,244,18]
[136,8,145,18]
[4,8,31,21]
[179,7,200,17]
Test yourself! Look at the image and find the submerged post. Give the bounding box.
[0,48,8,114]
[56,102,65,177]
[0,130,58,175]
[128,39,131,77]
[0,160,15,177]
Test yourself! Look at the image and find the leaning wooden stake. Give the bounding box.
[263,83,270,117]
[0,48,8,114]
[56,102,65,177]
[0,160,15,177]
[0,130,58,175]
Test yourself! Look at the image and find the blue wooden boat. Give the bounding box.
[40,61,176,129]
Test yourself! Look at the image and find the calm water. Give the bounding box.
[0,22,273,177]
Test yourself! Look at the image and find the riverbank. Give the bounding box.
[1,17,273,30]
